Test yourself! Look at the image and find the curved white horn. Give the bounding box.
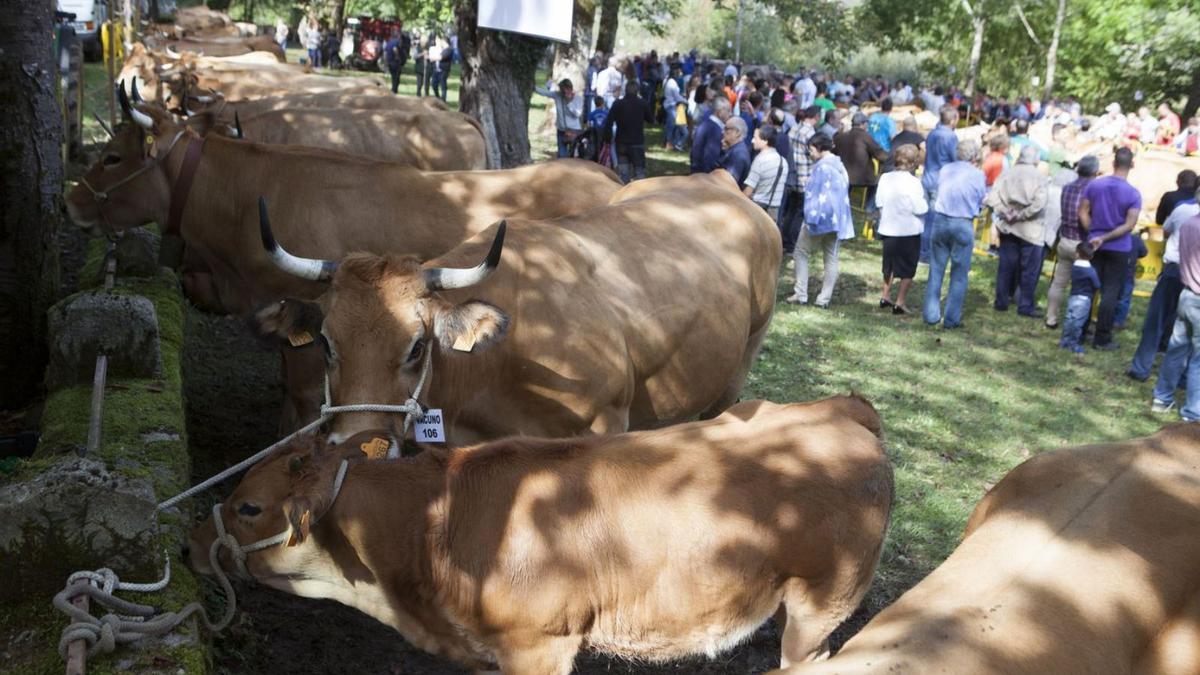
[194,94,214,103]
[258,197,337,282]
[159,62,176,71]
[118,83,155,129]
[165,46,182,59]
[424,222,507,291]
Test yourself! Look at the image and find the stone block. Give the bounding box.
[45,291,161,390]
[114,227,162,278]
[0,457,159,603]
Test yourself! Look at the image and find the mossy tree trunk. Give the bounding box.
[455,0,547,169]
[0,0,63,407]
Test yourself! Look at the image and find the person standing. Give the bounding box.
[690,97,731,174]
[1129,184,1199,380]
[867,98,897,155]
[781,106,820,254]
[876,144,928,314]
[275,19,289,53]
[890,116,925,163]
[1150,212,1200,420]
[787,133,853,308]
[794,70,816,109]
[986,145,1050,317]
[662,64,687,151]
[301,17,322,67]
[981,134,1009,187]
[594,56,626,109]
[1078,148,1143,350]
[1045,155,1099,329]
[921,107,960,263]
[601,81,653,183]
[535,78,584,158]
[1156,170,1199,225]
[384,27,410,95]
[743,125,787,220]
[834,112,889,213]
[718,117,752,187]
[1059,242,1103,354]
[413,33,430,96]
[436,36,453,100]
[923,140,987,328]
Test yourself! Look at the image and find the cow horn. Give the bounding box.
[131,79,144,103]
[424,221,506,291]
[93,113,114,139]
[258,197,337,282]
[234,112,244,139]
[165,45,182,59]
[118,81,155,129]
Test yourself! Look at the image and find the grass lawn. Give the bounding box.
[79,54,1170,621]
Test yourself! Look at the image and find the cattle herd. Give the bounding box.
[62,13,1200,674]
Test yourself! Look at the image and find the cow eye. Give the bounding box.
[407,338,425,363]
[237,502,262,517]
[319,335,333,362]
[102,153,121,167]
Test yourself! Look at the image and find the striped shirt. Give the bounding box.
[1058,176,1093,242]
[788,122,816,189]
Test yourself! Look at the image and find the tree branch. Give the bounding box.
[1013,2,1043,48]
[959,0,975,18]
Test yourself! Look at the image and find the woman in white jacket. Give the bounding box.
[875,144,929,314]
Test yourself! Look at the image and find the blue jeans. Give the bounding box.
[307,48,321,68]
[1059,294,1093,351]
[664,106,686,150]
[1129,264,1182,379]
[923,213,975,328]
[920,187,937,263]
[1152,288,1200,420]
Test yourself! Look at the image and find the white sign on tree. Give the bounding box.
[477,0,574,43]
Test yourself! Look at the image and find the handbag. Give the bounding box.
[674,103,687,127]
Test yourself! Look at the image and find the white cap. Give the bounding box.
[1105,102,1121,114]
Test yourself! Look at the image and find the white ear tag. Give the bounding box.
[414,409,445,443]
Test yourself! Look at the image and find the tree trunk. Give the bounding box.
[1043,0,1066,100]
[331,0,347,36]
[456,0,547,169]
[0,0,63,406]
[965,13,986,96]
[1183,69,1200,121]
[553,0,595,91]
[594,0,620,57]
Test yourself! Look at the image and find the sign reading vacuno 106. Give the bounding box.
[414,408,446,443]
[477,0,573,43]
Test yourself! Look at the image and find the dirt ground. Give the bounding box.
[181,307,872,675]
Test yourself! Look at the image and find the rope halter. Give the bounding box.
[78,129,187,234]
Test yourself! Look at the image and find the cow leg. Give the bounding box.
[779,583,839,668]
[493,635,581,675]
[700,319,772,419]
[588,406,629,435]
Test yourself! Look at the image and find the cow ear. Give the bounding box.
[433,301,510,354]
[252,299,322,348]
[284,496,313,547]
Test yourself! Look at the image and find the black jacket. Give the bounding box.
[601,95,653,146]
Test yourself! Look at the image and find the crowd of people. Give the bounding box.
[538,50,1200,421]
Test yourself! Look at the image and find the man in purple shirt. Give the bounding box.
[1078,148,1142,350]
[1151,213,1200,421]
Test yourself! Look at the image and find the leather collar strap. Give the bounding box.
[166,135,206,237]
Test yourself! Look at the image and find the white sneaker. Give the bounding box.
[785,294,807,305]
[1151,399,1176,414]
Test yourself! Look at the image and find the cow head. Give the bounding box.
[256,198,510,444]
[188,437,365,586]
[66,83,188,235]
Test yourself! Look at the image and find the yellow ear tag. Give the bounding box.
[452,333,476,353]
[360,437,390,460]
[287,331,314,347]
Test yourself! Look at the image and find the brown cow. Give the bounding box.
[189,396,895,674]
[67,99,621,430]
[771,422,1200,675]
[257,170,781,446]
[147,35,286,61]
[206,108,487,170]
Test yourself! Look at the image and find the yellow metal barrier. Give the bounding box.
[1138,226,1164,282]
[101,22,124,68]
